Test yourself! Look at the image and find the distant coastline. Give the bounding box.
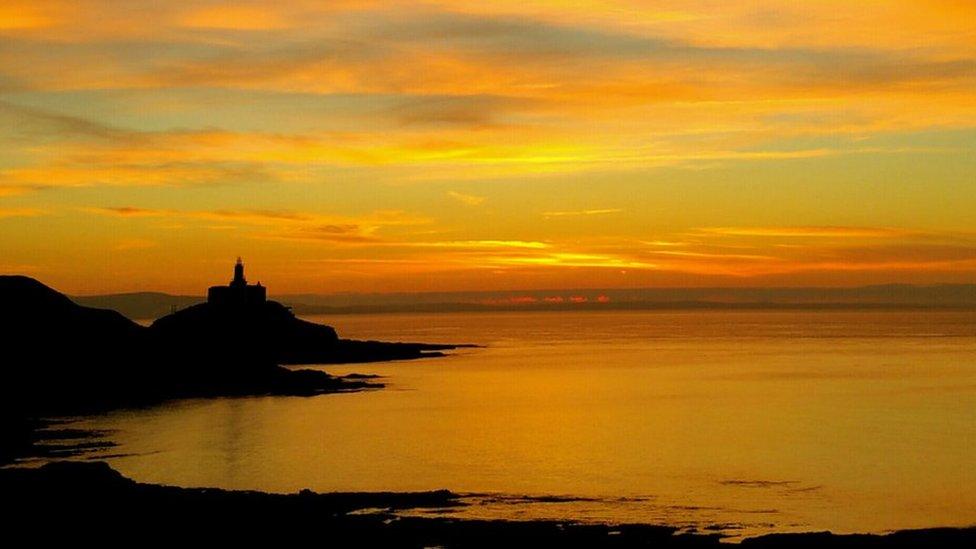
[73,283,976,320]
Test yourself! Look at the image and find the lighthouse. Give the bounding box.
[231,257,247,287]
[207,258,267,306]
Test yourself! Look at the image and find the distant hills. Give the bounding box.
[72,292,203,322]
[72,284,976,320]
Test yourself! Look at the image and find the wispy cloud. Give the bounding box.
[3,161,275,189]
[697,226,914,238]
[178,5,292,31]
[86,205,433,246]
[411,240,549,249]
[488,252,658,269]
[88,206,428,225]
[651,250,777,261]
[447,190,486,206]
[198,209,314,223]
[113,238,156,251]
[0,207,46,218]
[543,208,622,218]
[88,206,168,217]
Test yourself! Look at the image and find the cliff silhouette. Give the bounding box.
[0,275,465,418]
[150,299,462,365]
[151,300,339,364]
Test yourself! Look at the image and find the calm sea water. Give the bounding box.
[72,310,976,537]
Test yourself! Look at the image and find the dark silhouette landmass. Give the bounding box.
[151,299,465,365]
[2,462,973,548]
[0,274,467,419]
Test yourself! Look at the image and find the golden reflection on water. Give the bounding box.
[78,311,976,537]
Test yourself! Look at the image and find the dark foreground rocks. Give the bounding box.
[2,462,974,548]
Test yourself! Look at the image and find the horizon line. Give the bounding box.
[65,281,976,298]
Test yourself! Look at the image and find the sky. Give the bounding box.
[1,0,975,295]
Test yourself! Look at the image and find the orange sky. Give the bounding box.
[1,1,975,294]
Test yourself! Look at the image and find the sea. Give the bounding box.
[66,310,976,538]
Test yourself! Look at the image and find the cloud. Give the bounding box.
[86,205,433,246]
[113,238,156,251]
[179,5,292,30]
[0,3,53,30]
[0,186,35,197]
[697,226,914,238]
[89,205,428,226]
[392,95,530,128]
[267,224,384,244]
[0,207,45,218]
[447,190,485,206]
[651,250,777,261]
[488,252,658,270]
[2,162,275,189]
[543,208,622,218]
[0,100,127,141]
[410,240,549,249]
[200,209,314,223]
[89,206,168,217]
[641,240,689,247]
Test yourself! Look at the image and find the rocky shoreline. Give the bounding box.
[2,461,973,547]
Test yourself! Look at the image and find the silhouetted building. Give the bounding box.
[207,258,266,306]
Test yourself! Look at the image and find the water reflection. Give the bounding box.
[73,310,976,538]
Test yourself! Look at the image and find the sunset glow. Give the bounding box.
[2,0,975,294]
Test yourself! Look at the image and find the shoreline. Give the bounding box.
[2,461,972,547]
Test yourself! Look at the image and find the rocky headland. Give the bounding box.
[0,274,468,420]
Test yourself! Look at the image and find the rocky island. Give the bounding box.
[0,261,469,420]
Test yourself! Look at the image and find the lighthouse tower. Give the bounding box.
[231,257,247,287]
[207,258,267,306]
